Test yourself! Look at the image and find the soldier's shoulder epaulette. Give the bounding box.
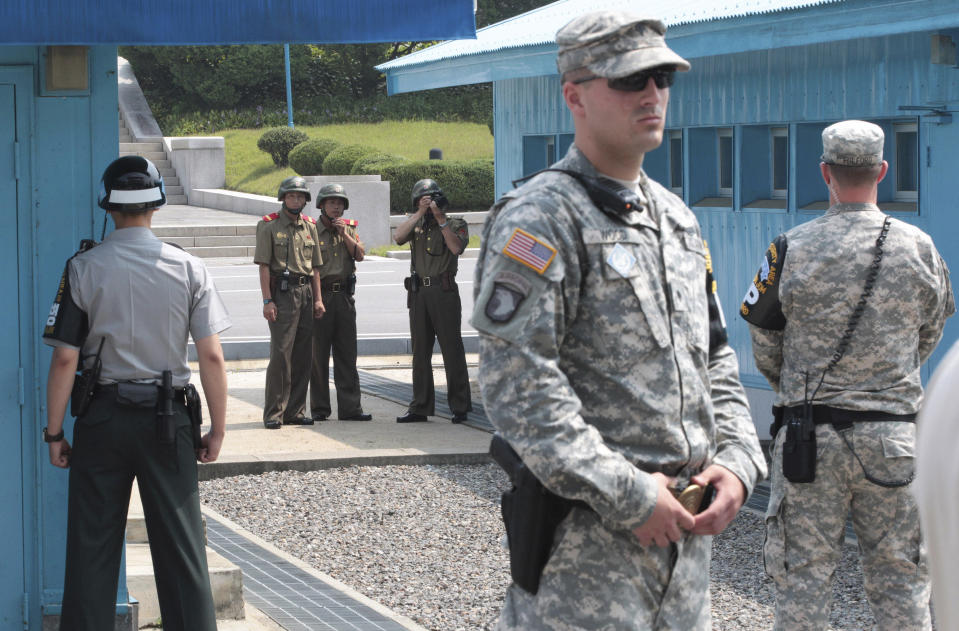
[262,212,279,222]
[342,218,358,228]
[303,215,316,224]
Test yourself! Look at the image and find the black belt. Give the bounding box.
[274,273,311,286]
[783,404,916,426]
[94,383,188,403]
[323,280,347,293]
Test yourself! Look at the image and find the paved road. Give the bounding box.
[207,256,478,346]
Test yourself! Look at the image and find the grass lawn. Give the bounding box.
[223,121,493,198]
[366,234,481,258]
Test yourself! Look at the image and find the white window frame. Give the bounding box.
[717,128,734,197]
[771,127,788,199]
[893,122,918,202]
[668,129,683,196]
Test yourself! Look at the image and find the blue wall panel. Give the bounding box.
[494,28,959,387]
[0,44,118,630]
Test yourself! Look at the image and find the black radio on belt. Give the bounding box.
[782,403,816,483]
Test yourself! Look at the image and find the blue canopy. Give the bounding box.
[0,0,476,45]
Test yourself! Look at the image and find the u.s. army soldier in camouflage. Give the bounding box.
[741,120,954,630]
[473,11,766,630]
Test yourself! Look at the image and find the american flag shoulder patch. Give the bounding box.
[502,228,557,275]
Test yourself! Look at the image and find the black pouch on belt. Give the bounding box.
[782,404,816,483]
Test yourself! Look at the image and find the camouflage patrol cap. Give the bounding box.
[556,10,690,78]
[821,120,885,167]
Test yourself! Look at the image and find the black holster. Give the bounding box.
[185,384,203,450]
[490,435,579,595]
[782,404,816,483]
[70,338,105,418]
[348,273,357,296]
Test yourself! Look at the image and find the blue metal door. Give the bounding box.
[0,81,24,629]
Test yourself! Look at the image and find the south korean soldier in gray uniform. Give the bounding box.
[42,156,230,631]
[741,120,954,630]
[473,11,766,630]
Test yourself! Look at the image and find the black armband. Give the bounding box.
[703,240,728,353]
[740,234,788,330]
[43,258,88,346]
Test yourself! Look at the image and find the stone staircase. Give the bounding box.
[153,224,258,259]
[118,113,187,205]
[125,487,245,625]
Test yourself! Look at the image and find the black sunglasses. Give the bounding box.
[573,66,676,91]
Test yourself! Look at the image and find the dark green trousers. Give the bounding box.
[408,284,472,416]
[264,283,313,423]
[310,288,363,419]
[60,394,215,631]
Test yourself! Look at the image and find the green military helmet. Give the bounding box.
[277,176,311,202]
[411,178,443,207]
[316,183,349,210]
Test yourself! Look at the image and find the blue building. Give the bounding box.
[0,2,475,628]
[379,0,959,433]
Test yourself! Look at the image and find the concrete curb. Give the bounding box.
[201,506,431,631]
[193,334,480,361]
[198,451,492,481]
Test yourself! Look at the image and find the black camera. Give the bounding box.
[430,192,449,211]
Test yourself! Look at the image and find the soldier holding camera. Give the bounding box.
[255,176,325,430]
[393,179,472,423]
[309,184,371,422]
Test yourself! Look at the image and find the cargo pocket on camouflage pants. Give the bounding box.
[764,429,788,584]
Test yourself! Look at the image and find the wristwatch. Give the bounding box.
[43,427,64,443]
[263,298,273,305]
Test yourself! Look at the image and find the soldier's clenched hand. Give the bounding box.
[689,464,746,535]
[632,472,696,547]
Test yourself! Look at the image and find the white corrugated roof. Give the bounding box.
[378,0,843,70]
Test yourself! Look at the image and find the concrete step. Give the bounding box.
[119,150,167,162]
[120,142,163,153]
[165,184,184,196]
[165,175,180,187]
[157,166,176,176]
[126,543,244,624]
[170,235,257,248]
[186,245,257,258]
[154,225,258,238]
[167,194,188,205]
[119,135,133,143]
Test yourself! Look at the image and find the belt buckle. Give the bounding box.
[331,282,342,292]
[422,276,432,287]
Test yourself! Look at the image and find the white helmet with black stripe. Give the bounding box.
[97,156,166,212]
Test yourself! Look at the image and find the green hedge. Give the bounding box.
[289,138,342,176]
[321,144,379,175]
[350,152,407,175]
[257,126,308,167]
[354,159,494,213]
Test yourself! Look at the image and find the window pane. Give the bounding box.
[719,135,733,190]
[773,135,788,191]
[896,130,917,192]
[670,136,683,189]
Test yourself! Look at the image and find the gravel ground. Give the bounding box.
[201,464,889,631]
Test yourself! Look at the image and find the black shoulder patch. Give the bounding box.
[43,258,88,346]
[740,234,788,330]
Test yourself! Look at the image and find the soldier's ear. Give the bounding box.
[563,81,586,116]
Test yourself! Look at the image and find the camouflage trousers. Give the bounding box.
[496,507,711,631]
[765,422,931,630]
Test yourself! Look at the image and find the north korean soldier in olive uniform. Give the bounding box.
[309,184,372,421]
[741,120,953,630]
[473,12,766,630]
[42,156,230,631]
[393,179,472,423]
[255,176,325,429]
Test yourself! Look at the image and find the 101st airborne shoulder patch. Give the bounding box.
[502,228,557,275]
[485,271,532,323]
